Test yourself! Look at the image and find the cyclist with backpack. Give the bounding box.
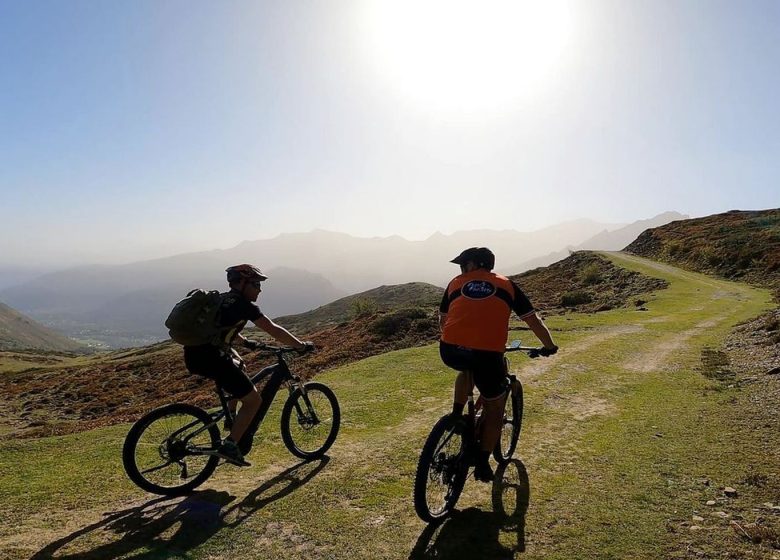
[439,247,558,482]
[180,264,312,467]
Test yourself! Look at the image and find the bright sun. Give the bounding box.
[360,0,574,118]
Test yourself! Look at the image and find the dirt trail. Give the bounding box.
[623,315,729,373]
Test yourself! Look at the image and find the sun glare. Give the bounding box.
[361,0,574,118]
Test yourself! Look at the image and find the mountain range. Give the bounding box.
[0,212,685,347]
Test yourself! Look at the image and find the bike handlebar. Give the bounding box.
[505,345,557,358]
[255,342,314,355]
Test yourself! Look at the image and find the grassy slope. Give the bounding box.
[273,282,444,334]
[0,302,85,353]
[0,252,776,560]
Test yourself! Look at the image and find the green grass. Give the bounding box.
[0,252,776,559]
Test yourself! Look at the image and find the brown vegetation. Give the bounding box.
[626,208,780,298]
[510,251,669,314]
[0,255,669,438]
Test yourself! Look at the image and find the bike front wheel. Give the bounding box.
[493,380,523,464]
[280,382,341,460]
[123,403,220,496]
[413,415,469,523]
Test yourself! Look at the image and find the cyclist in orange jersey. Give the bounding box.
[439,247,558,482]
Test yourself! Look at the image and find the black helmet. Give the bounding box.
[226,264,268,284]
[450,247,495,270]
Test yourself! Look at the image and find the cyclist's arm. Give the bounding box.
[439,285,451,332]
[510,280,557,351]
[253,316,306,350]
[522,312,557,350]
[438,312,447,332]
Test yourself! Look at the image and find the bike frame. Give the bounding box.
[439,347,531,468]
[175,347,318,455]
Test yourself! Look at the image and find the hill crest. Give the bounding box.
[625,208,780,297]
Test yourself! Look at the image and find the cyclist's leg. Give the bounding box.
[213,352,261,444]
[453,371,474,416]
[440,342,475,416]
[229,388,261,444]
[478,393,507,452]
[471,351,508,480]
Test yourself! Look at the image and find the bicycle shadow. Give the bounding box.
[409,459,530,560]
[222,456,330,527]
[30,457,330,560]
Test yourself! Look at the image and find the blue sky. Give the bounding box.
[1,0,778,265]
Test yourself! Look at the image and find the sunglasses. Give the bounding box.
[250,281,263,289]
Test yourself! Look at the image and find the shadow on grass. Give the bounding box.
[30,457,329,559]
[409,459,530,560]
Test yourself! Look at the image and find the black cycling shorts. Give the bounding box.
[183,345,254,399]
[439,341,507,399]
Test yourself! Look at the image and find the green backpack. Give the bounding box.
[165,289,223,346]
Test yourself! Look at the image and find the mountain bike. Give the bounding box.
[413,343,542,523]
[122,344,340,496]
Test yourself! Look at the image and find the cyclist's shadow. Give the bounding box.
[409,459,530,560]
[30,458,329,560]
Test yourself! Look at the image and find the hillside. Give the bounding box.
[510,211,687,272]
[273,282,444,334]
[0,308,441,438]
[0,258,667,438]
[0,301,84,353]
[626,208,780,296]
[510,251,669,314]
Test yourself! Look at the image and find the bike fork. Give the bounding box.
[289,382,320,425]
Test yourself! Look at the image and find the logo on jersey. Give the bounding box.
[461,280,496,300]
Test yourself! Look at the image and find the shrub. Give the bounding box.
[700,250,722,268]
[370,307,430,336]
[666,241,683,256]
[351,298,378,318]
[561,290,591,307]
[580,263,602,285]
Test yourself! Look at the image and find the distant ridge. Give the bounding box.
[273,282,444,334]
[625,209,780,296]
[0,213,684,348]
[0,301,85,353]
[509,212,688,273]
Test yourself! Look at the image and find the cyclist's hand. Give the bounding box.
[539,345,558,357]
[297,341,315,354]
[243,339,261,351]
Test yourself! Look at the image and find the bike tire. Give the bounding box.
[280,382,340,460]
[493,380,523,465]
[413,415,469,523]
[122,402,220,496]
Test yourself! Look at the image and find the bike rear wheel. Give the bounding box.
[493,380,523,464]
[280,382,340,460]
[413,415,469,523]
[123,403,220,496]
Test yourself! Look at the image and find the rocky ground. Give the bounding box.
[688,307,780,555]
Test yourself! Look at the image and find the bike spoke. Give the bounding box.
[133,412,214,487]
[425,429,463,516]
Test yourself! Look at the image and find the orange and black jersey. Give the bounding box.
[439,270,535,353]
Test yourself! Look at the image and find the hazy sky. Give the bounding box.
[1,0,778,266]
